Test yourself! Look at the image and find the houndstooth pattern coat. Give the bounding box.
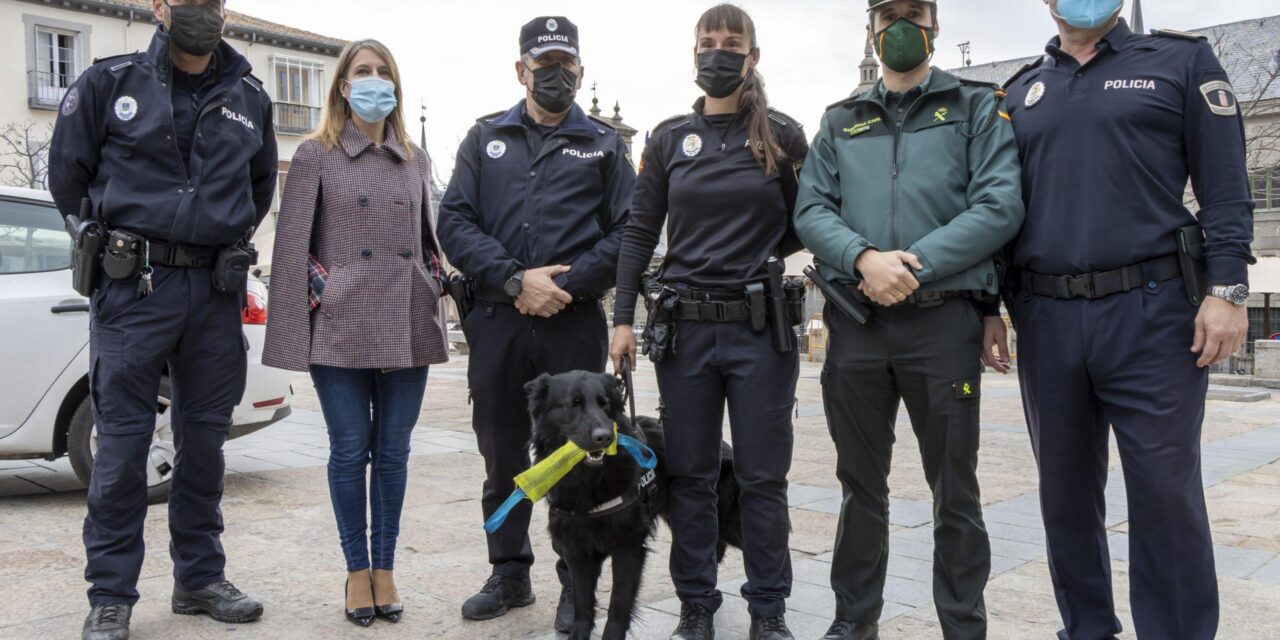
[263,121,448,372]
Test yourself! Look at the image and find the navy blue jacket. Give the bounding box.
[49,27,278,248]
[1003,20,1254,286]
[437,101,635,299]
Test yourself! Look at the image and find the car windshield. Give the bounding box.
[0,197,71,274]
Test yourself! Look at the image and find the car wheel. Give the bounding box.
[67,378,175,504]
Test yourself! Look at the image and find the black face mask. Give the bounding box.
[526,63,578,114]
[695,49,749,99]
[165,1,225,57]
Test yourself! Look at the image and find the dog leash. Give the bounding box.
[621,354,637,427]
[483,423,657,534]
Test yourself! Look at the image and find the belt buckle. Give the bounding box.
[1066,274,1094,299]
[915,291,944,308]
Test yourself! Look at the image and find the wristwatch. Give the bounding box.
[504,271,525,298]
[1207,284,1249,306]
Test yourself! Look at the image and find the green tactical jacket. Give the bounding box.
[794,69,1025,295]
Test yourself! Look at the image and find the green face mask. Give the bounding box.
[872,17,936,73]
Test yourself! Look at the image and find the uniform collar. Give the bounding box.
[856,68,958,108]
[340,119,408,162]
[488,100,601,137]
[146,26,252,86]
[1045,18,1134,64]
[879,68,934,103]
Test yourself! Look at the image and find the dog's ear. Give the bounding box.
[525,374,553,418]
[601,372,626,420]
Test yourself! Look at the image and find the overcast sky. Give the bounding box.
[233,0,1278,179]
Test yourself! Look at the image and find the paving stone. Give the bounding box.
[1250,558,1280,585]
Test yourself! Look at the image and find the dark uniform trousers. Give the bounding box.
[821,298,989,638]
[655,319,797,619]
[463,299,608,585]
[1013,279,1217,640]
[85,265,247,606]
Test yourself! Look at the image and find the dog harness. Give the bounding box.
[483,424,657,533]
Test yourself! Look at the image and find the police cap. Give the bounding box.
[520,16,579,59]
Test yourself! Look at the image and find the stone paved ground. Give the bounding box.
[2,357,1280,639]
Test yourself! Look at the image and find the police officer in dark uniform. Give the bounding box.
[995,1,1254,638]
[611,6,807,639]
[437,16,635,633]
[48,1,277,638]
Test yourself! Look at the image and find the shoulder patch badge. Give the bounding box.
[1199,80,1238,116]
[1025,82,1046,108]
[61,88,80,117]
[114,96,138,122]
[486,140,507,159]
[681,133,703,157]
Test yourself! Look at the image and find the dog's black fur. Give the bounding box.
[525,370,743,640]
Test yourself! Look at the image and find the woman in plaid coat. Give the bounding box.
[262,39,447,627]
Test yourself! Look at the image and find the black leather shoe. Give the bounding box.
[460,574,535,620]
[375,602,403,624]
[749,615,794,640]
[670,603,715,640]
[171,580,264,623]
[821,620,878,640]
[345,579,375,627]
[83,603,131,640]
[554,586,574,633]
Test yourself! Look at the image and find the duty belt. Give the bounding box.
[1021,253,1181,300]
[844,285,982,309]
[672,286,751,322]
[146,238,219,268]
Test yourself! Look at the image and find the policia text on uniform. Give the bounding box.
[47,1,1254,640]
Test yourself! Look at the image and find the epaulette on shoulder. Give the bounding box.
[476,110,506,124]
[767,109,802,129]
[92,52,136,73]
[654,113,692,133]
[587,114,618,132]
[1003,56,1045,89]
[1150,28,1206,42]
[958,77,1001,91]
[241,73,264,93]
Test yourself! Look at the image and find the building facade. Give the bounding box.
[0,0,346,268]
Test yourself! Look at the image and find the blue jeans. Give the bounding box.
[309,365,428,571]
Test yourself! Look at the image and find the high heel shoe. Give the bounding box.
[371,570,403,623]
[345,579,375,627]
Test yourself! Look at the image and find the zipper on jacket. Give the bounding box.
[890,94,925,250]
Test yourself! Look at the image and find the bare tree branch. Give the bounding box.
[0,121,53,190]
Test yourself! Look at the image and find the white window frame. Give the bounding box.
[271,54,327,136]
[23,15,92,111]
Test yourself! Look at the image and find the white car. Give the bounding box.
[0,186,293,502]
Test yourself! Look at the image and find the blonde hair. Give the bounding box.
[309,39,414,160]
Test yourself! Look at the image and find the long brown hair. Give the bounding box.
[695,4,784,176]
[309,39,414,161]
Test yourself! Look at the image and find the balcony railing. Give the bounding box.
[28,70,76,110]
[275,103,322,135]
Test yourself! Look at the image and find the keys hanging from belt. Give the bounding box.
[137,239,154,298]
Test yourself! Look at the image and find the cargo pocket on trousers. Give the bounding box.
[947,376,982,462]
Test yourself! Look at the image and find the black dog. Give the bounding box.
[525,370,742,640]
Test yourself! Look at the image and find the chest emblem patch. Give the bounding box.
[486,140,507,159]
[843,117,882,138]
[1199,80,1238,117]
[681,133,703,157]
[934,107,949,122]
[1025,82,1046,108]
[114,96,138,122]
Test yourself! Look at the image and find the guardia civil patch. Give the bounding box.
[842,117,882,138]
[1199,80,1238,116]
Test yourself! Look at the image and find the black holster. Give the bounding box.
[1176,224,1209,306]
[641,271,679,363]
[765,257,793,353]
[212,240,257,294]
[66,198,103,297]
[447,272,476,322]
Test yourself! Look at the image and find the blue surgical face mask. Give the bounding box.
[1052,0,1124,30]
[345,77,397,123]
